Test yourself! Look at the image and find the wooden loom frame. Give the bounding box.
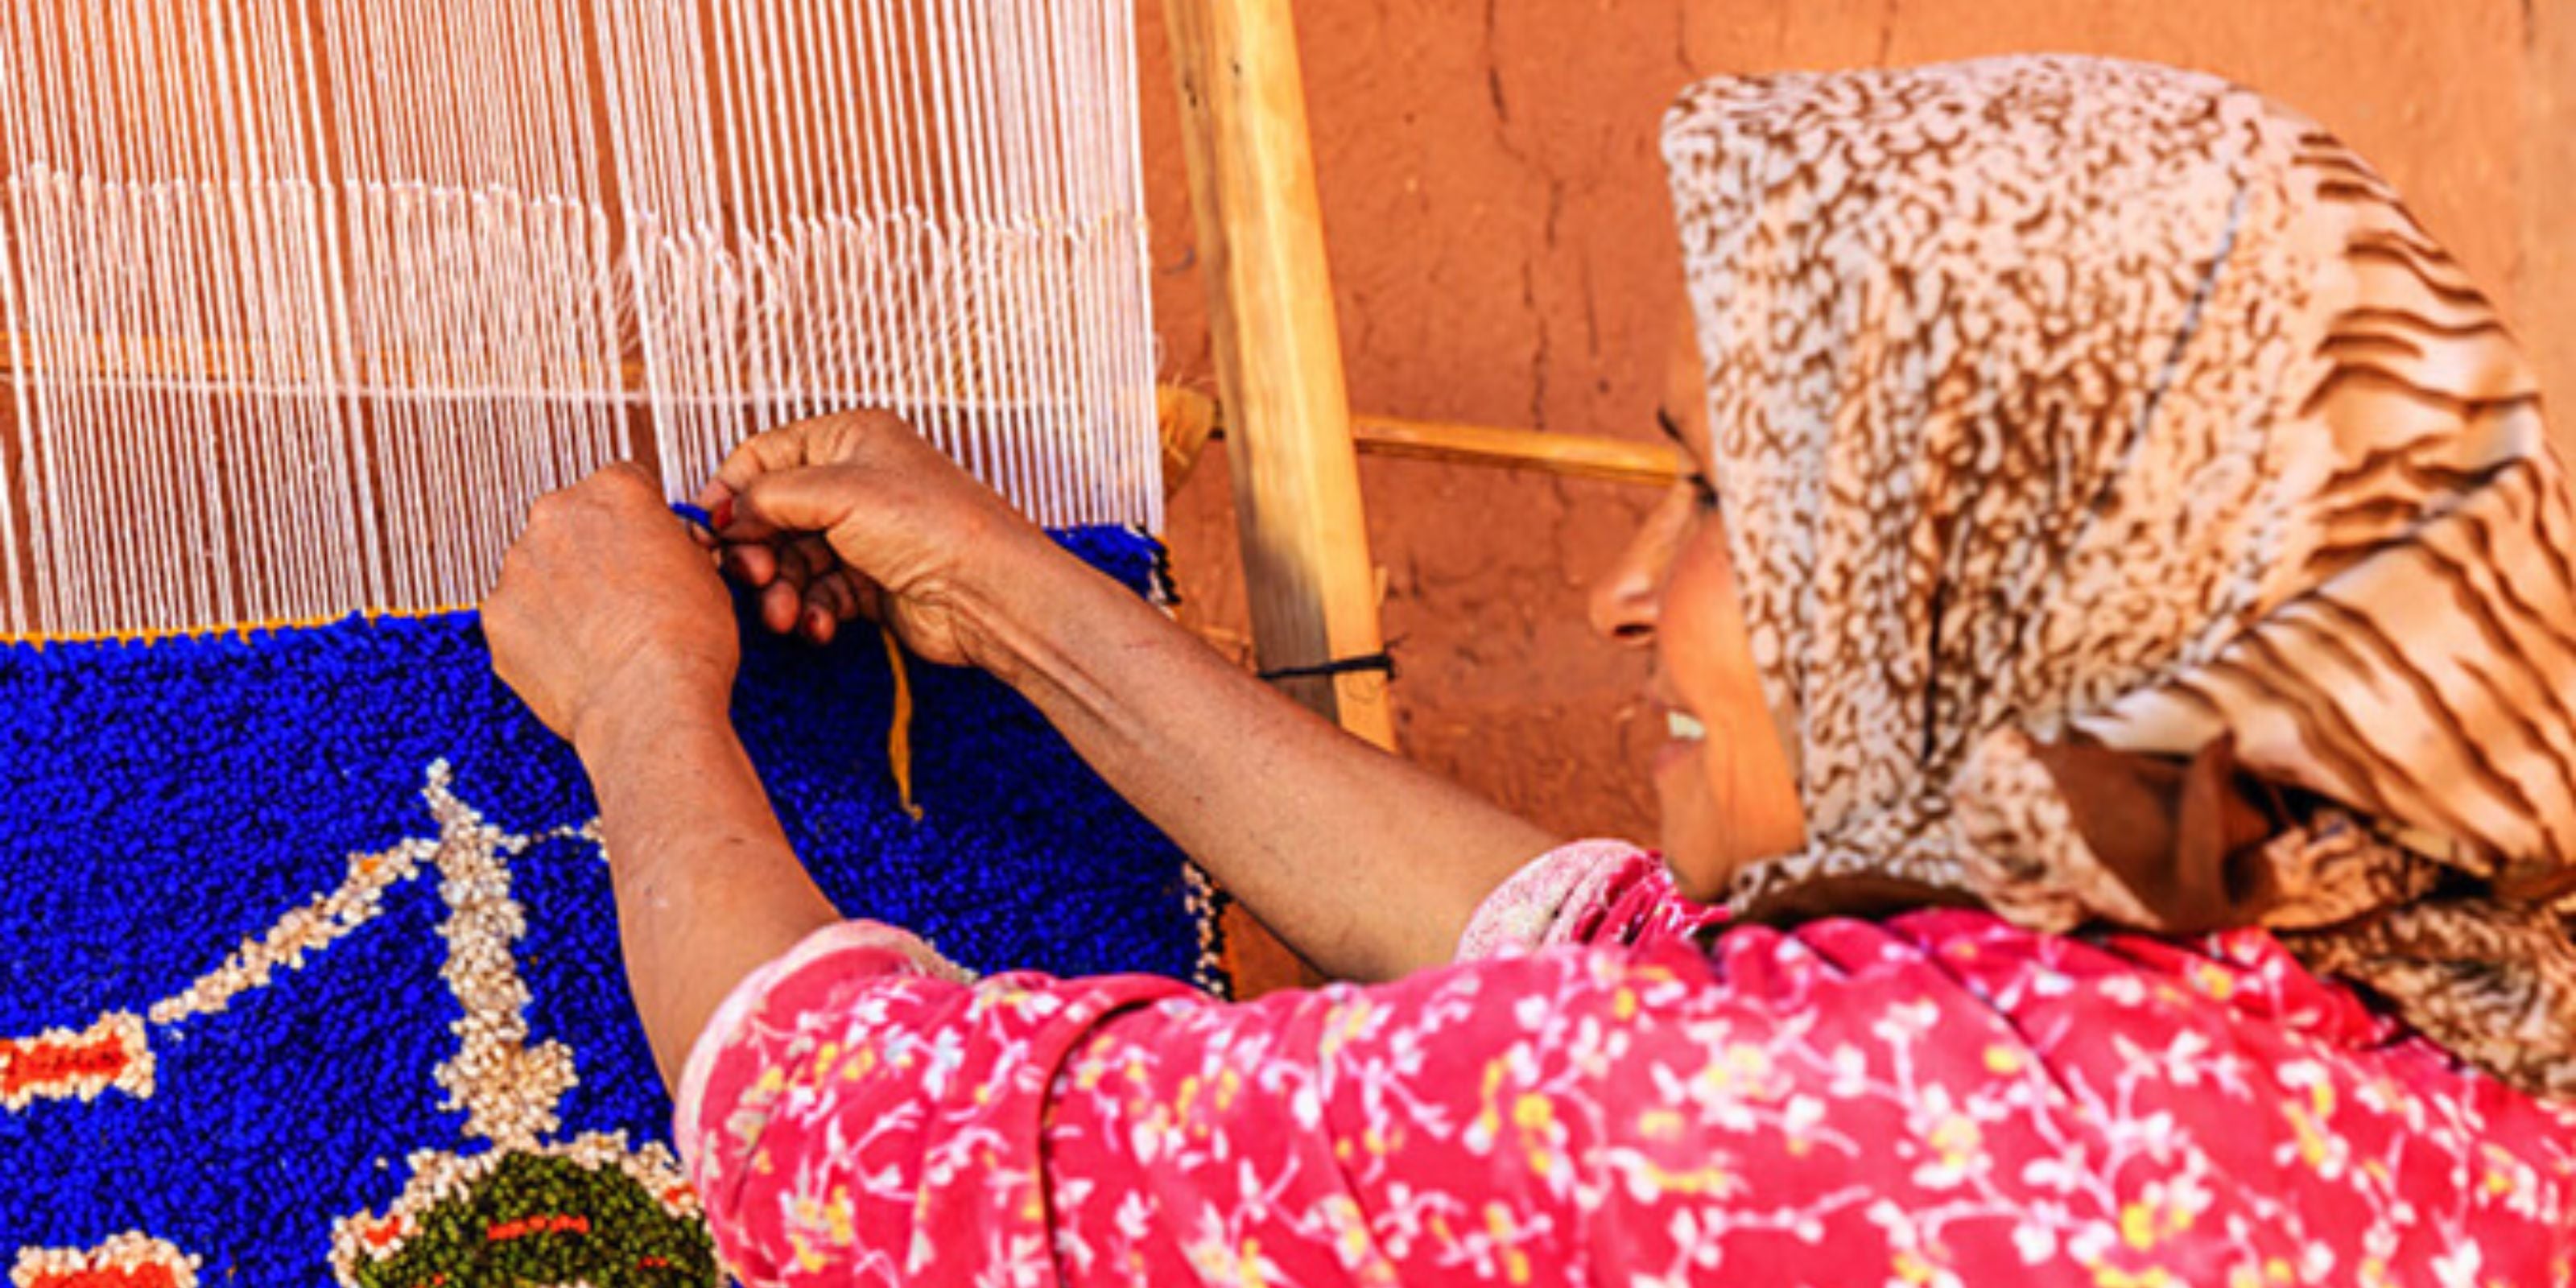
[1163,0,1682,740]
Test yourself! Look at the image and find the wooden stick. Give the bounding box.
[1345,415,1684,486]
[1158,384,1683,491]
[1163,0,1394,752]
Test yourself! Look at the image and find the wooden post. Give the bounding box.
[1164,0,1393,751]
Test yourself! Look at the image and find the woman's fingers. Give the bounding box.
[689,460,894,646]
[806,568,860,623]
[721,463,867,543]
[706,416,848,498]
[758,569,875,646]
[720,557,864,643]
[730,532,865,642]
[789,543,851,645]
[717,530,836,593]
[778,534,837,587]
[842,572,888,625]
[703,410,914,535]
[721,542,778,589]
[758,577,804,635]
[696,411,1007,658]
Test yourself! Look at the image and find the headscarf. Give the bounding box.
[1662,55,2576,1096]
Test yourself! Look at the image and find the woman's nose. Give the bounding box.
[1590,487,1687,645]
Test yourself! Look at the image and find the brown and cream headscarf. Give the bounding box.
[1663,55,2576,1096]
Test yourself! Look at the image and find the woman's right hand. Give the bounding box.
[707,415,1557,984]
[697,410,1051,670]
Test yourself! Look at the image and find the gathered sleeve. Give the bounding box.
[1452,838,1725,960]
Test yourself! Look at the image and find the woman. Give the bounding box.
[483,56,2576,1285]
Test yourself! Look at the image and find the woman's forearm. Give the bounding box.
[960,537,1559,983]
[574,683,840,1087]
[692,415,1550,982]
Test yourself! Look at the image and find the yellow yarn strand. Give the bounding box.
[881,623,923,822]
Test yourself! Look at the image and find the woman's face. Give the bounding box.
[1589,324,1806,900]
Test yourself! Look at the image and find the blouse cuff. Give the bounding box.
[671,919,972,1175]
[1454,838,1657,961]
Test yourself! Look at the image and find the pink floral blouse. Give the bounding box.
[675,842,2576,1285]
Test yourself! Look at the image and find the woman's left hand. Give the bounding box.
[483,463,740,745]
[489,464,837,1088]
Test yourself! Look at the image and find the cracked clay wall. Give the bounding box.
[1133,1,2576,882]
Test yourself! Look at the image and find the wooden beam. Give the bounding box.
[1345,415,1684,487]
[1163,0,1393,750]
[1158,384,1686,491]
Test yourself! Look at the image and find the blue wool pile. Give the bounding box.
[0,527,1216,1285]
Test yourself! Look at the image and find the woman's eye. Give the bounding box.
[1688,474,1719,512]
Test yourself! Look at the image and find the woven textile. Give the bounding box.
[0,529,1218,1287]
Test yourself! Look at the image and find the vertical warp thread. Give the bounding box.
[0,0,1161,640]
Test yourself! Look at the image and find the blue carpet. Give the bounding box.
[0,528,1218,1287]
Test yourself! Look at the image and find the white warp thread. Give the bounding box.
[0,0,1160,639]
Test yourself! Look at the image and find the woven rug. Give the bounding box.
[0,529,1220,1287]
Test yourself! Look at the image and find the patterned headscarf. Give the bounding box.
[1663,56,2576,1096]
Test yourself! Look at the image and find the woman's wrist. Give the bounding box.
[568,655,738,767]
[939,526,1133,695]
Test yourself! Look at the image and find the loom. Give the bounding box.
[0,2,1195,1282]
[0,0,1169,642]
[0,0,1684,712]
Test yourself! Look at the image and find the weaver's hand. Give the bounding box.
[700,413,1557,985]
[696,410,1047,670]
[484,463,740,744]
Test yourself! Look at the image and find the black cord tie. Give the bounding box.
[1257,650,1397,683]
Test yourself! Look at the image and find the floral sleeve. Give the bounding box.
[1454,839,1724,960]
